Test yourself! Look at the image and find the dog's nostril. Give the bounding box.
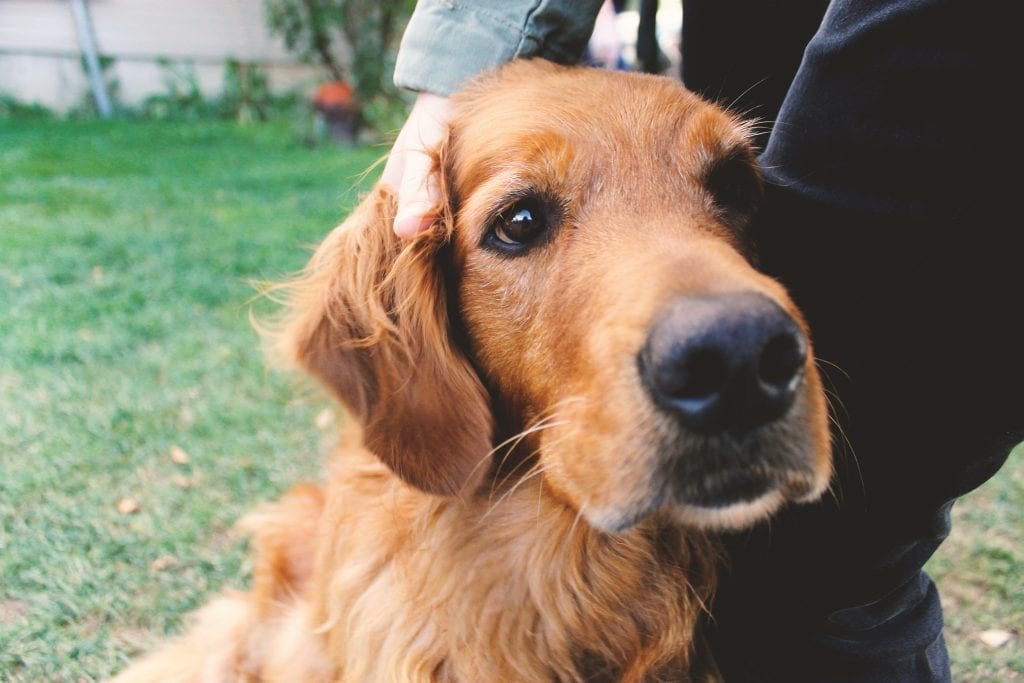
[758,332,806,390]
[657,346,728,402]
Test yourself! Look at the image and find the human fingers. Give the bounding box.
[381,92,452,238]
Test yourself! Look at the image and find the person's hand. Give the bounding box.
[381,92,453,238]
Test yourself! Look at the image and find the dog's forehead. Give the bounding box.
[448,62,749,197]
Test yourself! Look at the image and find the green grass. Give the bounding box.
[926,445,1024,681]
[0,117,377,680]
[1,117,1021,681]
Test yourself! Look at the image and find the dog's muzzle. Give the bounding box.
[639,291,815,512]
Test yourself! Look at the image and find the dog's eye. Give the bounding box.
[495,206,542,244]
[485,198,551,254]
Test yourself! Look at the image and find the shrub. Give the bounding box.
[263,0,414,136]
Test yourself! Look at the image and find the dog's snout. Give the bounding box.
[641,292,807,435]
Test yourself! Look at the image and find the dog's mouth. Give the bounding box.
[657,426,825,530]
[584,459,824,534]
[679,468,780,508]
[580,424,826,534]
[666,464,823,530]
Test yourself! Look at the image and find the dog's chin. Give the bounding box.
[668,490,786,530]
[670,474,830,530]
[582,468,827,535]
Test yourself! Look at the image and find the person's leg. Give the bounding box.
[682,0,1022,679]
[681,0,829,147]
[711,189,1022,681]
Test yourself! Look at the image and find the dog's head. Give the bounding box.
[280,61,831,532]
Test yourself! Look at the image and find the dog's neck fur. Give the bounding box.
[304,441,717,682]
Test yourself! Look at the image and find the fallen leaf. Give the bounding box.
[150,555,177,572]
[315,408,334,429]
[978,629,1014,648]
[170,445,190,464]
[173,475,194,489]
[91,265,104,281]
[116,497,140,515]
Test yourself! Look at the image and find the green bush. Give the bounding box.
[139,59,300,123]
[0,93,52,119]
[264,0,414,136]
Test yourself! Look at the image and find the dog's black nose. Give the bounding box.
[641,292,807,435]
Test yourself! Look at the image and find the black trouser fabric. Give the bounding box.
[681,1,1023,680]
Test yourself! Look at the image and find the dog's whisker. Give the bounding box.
[485,431,578,522]
[815,356,851,382]
[484,416,573,499]
[483,421,581,517]
[488,405,574,462]
[813,357,861,506]
[464,413,563,490]
[488,438,559,503]
[480,464,549,523]
[520,421,585,524]
[686,568,714,619]
[536,465,546,521]
[488,451,543,502]
[827,407,862,505]
[566,502,588,543]
[724,77,769,114]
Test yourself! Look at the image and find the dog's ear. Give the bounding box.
[277,185,492,496]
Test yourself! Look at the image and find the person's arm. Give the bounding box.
[394,0,605,96]
[384,0,604,237]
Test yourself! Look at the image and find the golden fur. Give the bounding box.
[113,61,831,682]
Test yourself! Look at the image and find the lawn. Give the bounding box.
[1,116,1020,681]
[0,116,377,680]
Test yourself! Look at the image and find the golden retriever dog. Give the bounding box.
[114,60,831,682]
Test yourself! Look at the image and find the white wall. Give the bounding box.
[0,0,319,112]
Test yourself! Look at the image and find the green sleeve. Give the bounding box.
[394,0,605,95]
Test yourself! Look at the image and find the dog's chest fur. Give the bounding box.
[299,447,716,681]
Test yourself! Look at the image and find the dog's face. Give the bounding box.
[283,61,831,532]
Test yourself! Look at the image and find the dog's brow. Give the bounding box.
[486,186,556,220]
[461,174,537,229]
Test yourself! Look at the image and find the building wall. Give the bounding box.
[0,0,320,112]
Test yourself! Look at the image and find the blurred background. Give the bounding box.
[0,1,1019,680]
[0,0,683,142]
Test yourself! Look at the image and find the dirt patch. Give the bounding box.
[0,598,29,626]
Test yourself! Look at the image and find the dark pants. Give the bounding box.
[681,1,1023,680]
